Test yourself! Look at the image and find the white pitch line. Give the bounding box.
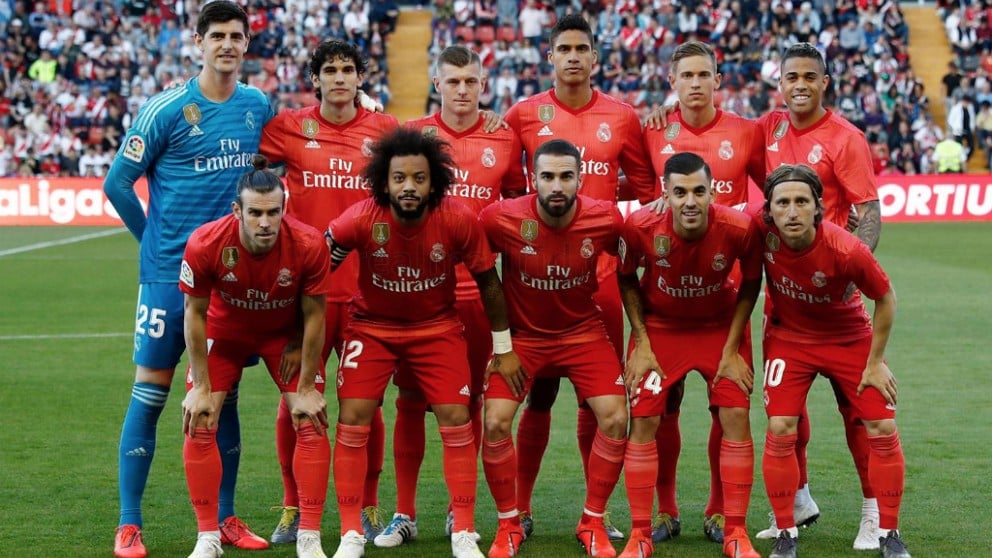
[0,228,128,257]
[0,332,132,341]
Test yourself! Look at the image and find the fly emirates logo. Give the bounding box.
[220,289,296,310]
[448,168,494,200]
[520,265,591,290]
[302,158,368,190]
[657,274,722,298]
[194,138,255,172]
[769,274,831,304]
[577,146,611,177]
[373,266,447,293]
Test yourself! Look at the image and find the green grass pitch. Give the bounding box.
[0,222,988,556]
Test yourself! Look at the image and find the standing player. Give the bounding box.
[103,2,273,556]
[640,41,764,546]
[503,15,657,537]
[756,42,885,550]
[758,164,910,558]
[179,159,332,558]
[378,45,527,548]
[618,152,762,558]
[259,39,399,544]
[325,127,522,558]
[479,139,629,558]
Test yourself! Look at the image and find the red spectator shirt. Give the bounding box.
[260,105,398,303]
[645,109,764,207]
[505,89,657,203]
[179,214,330,340]
[759,220,891,345]
[406,112,527,301]
[329,197,495,332]
[619,204,762,330]
[759,109,878,227]
[480,194,622,341]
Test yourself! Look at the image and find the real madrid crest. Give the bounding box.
[421,126,438,138]
[520,219,538,242]
[811,271,827,288]
[664,122,680,140]
[712,253,727,271]
[245,111,256,130]
[222,247,239,269]
[481,147,496,168]
[773,120,788,140]
[654,235,670,257]
[807,144,823,165]
[277,268,293,287]
[597,122,612,142]
[183,103,203,136]
[362,138,374,157]
[538,105,555,123]
[430,243,446,262]
[718,140,734,160]
[372,222,390,245]
[580,237,594,258]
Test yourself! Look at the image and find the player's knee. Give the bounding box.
[862,418,896,437]
[433,404,469,427]
[484,413,513,441]
[597,405,629,439]
[718,406,751,441]
[629,416,660,444]
[767,416,799,436]
[135,366,175,386]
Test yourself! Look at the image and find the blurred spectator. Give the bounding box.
[932,134,967,172]
[947,94,976,155]
[518,0,549,45]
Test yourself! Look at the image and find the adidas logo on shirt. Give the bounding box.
[373,247,388,258]
[306,140,321,149]
[660,144,675,154]
[520,245,537,255]
[537,125,553,136]
[222,272,238,282]
[767,142,779,152]
[656,258,671,267]
[459,385,471,396]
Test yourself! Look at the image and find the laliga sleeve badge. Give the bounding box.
[123,135,146,163]
[180,260,195,288]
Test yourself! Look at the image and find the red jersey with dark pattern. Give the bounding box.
[260,105,399,302]
[180,214,330,340]
[619,204,762,329]
[480,194,622,341]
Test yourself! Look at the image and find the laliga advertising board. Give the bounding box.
[0,175,990,225]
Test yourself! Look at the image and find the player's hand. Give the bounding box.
[858,360,897,406]
[846,205,860,232]
[356,89,384,113]
[480,110,510,133]
[644,102,679,130]
[291,388,329,436]
[643,195,668,215]
[279,342,302,385]
[181,386,216,436]
[624,342,662,395]
[715,351,754,394]
[486,350,526,397]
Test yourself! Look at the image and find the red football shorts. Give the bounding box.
[484,333,624,403]
[337,322,471,406]
[185,336,327,394]
[629,325,752,418]
[394,297,491,396]
[761,335,895,421]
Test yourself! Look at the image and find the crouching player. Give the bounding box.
[618,153,762,558]
[758,164,910,558]
[179,157,332,558]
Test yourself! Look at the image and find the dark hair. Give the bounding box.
[364,127,454,210]
[196,0,249,38]
[532,139,581,171]
[309,40,366,101]
[236,155,284,205]
[781,42,827,75]
[761,164,824,227]
[433,45,482,75]
[663,152,711,187]
[670,40,717,74]
[549,14,595,50]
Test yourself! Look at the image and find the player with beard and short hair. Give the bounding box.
[259,39,399,545]
[326,127,523,558]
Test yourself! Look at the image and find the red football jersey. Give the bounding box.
[406,112,527,301]
[179,214,330,340]
[759,220,891,344]
[328,197,495,329]
[759,110,878,228]
[505,89,657,203]
[480,194,623,340]
[645,109,764,207]
[260,105,399,302]
[619,204,762,329]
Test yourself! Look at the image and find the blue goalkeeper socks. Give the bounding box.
[217,384,241,522]
[118,382,169,527]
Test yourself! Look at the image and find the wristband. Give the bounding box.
[492,329,513,354]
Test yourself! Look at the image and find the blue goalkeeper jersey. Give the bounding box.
[104,77,274,284]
